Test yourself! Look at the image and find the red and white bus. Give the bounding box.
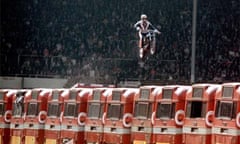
[85,88,112,143]
[183,84,220,144]
[212,83,240,144]
[103,88,138,144]
[152,85,190,144]
[131,86,162,144]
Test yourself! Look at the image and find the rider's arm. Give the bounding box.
[148,22,157,30]
[149,22,161,34]
[134,21,141,31]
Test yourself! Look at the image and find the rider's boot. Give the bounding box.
[139,48,143,58]
[150,47,155,55]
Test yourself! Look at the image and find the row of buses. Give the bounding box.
[0,82,239,144]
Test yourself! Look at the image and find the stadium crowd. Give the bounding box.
[1,0,240,85]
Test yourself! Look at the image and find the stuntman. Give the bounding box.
[134,14,160,57]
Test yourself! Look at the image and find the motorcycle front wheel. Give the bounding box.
[150,38,156,55]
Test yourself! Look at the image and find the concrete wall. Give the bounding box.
[0,76,68,88]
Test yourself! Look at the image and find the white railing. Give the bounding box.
[1,54,183,84]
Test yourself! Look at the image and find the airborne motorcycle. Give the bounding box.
[139,29,160,59]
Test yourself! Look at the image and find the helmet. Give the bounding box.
[141,14,147,20]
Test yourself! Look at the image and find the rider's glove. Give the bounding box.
[154,29,161,34]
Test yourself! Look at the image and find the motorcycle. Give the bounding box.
[139,29,160,59]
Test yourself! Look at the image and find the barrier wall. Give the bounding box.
[0,77,67,89]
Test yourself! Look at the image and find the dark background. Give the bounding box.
[1,0,239,85]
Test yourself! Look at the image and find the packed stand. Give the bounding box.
[1,0,239,85]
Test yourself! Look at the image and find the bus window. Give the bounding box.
[193,88,203,98]
[162,89,173,99]
[88,102,104,119]
[0,92,3,100]
[107,104,122,119]
[31,90,39,99]
[222,87,233,98]
[156,102,175,119]
[69,90,78,100]
[52,91,60,100]
[64,103,78,117]
[13,92,25,116]
[216,101,237,119]
[27,102,39,116]
[134,102,152,119]
[140,89,150,99]
[0,92,4,116]
[186,101,206,118]
[13,103,24,116]
[93,91,101,100]
[0,103,4,116]
[112,91,121,101]
[47,103,60,117]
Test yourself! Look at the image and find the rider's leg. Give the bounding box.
[138,32,143,48]
[139,33,143,58]
[139,40,142,48]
